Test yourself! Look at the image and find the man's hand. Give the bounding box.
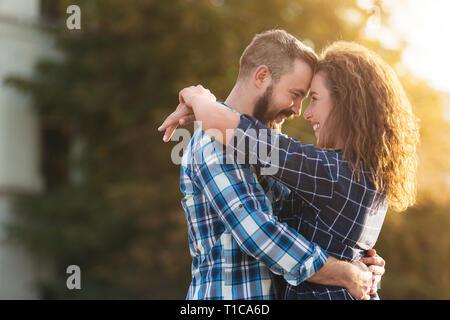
[359,249,386,295]
[346,260,373,300]
[158,85,216,142]
[307,256,373,300]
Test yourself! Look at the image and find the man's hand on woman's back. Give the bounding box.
[360,249,386,295]
[306,249,385,300]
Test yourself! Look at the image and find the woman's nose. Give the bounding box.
[303,106,312,120]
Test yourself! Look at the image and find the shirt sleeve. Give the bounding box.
[194,136,328,286]
[229,114,339,211]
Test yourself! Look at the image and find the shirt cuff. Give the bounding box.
[284,246,329,286]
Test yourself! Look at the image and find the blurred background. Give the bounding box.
[0,0,448,299]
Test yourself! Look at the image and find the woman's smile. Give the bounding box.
[312,122,320,132]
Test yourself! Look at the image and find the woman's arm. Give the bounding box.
[229,114,337,209]
[186,91,240,144]
[159,85,336,209]
[158,85,239,143]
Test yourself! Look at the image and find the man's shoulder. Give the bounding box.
[182,128,213,167]
[186,128,252,169]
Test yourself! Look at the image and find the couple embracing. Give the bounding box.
[159,29,419,300]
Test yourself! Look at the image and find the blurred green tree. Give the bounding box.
[4,0,449,299]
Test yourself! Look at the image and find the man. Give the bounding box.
[159,30,384,300]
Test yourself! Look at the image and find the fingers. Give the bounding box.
[370,274,382,295]
[361,270,373,300]
[373,275,382,284]
[158,114,179,132]
[179,92,186,104]
[360,254,385,267]
[370,277,376,295]
[349,263,373,300]
[368,265,385,276]
[158,115,178,132]
[366,249,376,257]
[373,275,382,288]
[158,103,192,132]
[179,114,196,125]
[356,280,372,300]
[158,106,183,131]
[362,254,384,297]
[358,286,371,300]
[163,124,178,142]
[159,84,215,141]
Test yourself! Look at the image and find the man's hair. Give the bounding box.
[238,29,318,82]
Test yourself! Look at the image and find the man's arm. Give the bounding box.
[308,257,373,300]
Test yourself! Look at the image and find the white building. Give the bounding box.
[0,0,56,299]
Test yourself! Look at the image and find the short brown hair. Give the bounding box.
[317,41,420,212]
[238,29,318,82]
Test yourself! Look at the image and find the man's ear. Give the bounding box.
[253,65,272,89]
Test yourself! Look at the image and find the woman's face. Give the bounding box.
[303,71,337,148]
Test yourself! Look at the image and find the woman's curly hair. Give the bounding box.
[317,41,420,212]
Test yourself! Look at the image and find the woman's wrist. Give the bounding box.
[189,94,212,108]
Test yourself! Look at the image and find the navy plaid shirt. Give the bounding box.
[230,114,388,300]
[180,119,328,300]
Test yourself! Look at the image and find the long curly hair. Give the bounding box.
[317,41,420,212]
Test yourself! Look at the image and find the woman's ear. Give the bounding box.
[253,65,272,89]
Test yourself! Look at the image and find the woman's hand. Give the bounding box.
[179,85,216,107]
[158,102,194,142]
[158,85,216,142]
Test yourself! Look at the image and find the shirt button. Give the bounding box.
[239,204,243,208]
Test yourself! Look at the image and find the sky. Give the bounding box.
[361,0,450,93]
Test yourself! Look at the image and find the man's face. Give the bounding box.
[253,59,313,129]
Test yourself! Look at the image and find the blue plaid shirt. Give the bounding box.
[230,115,388,300]
[180,113,328,300]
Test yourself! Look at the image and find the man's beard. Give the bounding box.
[253,84,295,132]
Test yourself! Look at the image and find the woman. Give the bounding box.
[159,41,419,299]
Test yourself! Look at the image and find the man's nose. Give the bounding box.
[303,105,312,120]
[291,100,302,116]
